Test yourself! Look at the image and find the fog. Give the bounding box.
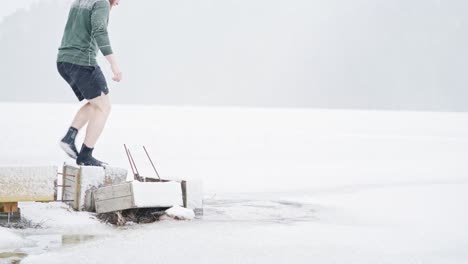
[0,0,467,111]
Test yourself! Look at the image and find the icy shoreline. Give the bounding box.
[0,181,466,264]
[1,103,467,263]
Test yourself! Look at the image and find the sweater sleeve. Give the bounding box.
[91,1,113,56]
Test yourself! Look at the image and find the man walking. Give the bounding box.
[57,0,122,166]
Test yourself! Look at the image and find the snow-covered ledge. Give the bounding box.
[0,166,57,203]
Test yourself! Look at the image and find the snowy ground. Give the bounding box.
[0,103,467,263]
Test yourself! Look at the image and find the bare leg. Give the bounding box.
[71,102,94,130]
[83,93,111,148]
[60,103,95,159]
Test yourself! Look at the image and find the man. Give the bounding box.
[57,0,122,167]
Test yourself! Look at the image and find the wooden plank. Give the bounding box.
[0,203,10,213]
[95,195,134,213]
[62,165,79,207]
[94,182,134,213]
[74,168,82,210]
[94,182,132,202]
[64,165,80,176]
[93,181,184,213]
[181,181,187,208]
[61,165,66,201]
[60,165,128,211]
[1,202,18,213]
[130,182,135,208]
[65,178,76,183]
[64,164,79,208]
[12,202,18,212]
[0,209,21,221]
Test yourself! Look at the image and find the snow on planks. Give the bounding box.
[94,181,183,214]
[61,164,128,211]
[0,166,57,203]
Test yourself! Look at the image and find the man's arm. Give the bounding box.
[105,54,122,82]
[92,1,122,82]
[91,1,113,56]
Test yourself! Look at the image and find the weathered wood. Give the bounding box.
[96,195,134,213]
[75,168,82,210]
[61,165,67,201]
[181,181,187,208]
[65,166,80,176]
[1,202,18,213]
[62,165,80,210]
[0,209,21,221]
[94,182,132,202]
[94,182,134,213]
[94,181,183,214]
[62,164,128,211]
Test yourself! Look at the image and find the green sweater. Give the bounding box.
[57,0,113,66]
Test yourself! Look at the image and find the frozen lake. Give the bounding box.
[1,103,467,263]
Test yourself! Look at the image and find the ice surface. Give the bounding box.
[15,184,468,264]
[0,227,29,250]
[0,103,467,263]
[2,103,466,193]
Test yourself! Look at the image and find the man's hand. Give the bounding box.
[111,63,123,82]
[105,54,122,82]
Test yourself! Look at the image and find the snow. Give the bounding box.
[77,166,106,210]
[0,227,30,251]
[0,103,467,263]
[103,166,128,183]
[132,181,183,208]
[18,202,109,234]
[17,185,468,264]
[164,206,195,220]
[62,165,127,210]
[0,166,56,202]
[184,179,204,215]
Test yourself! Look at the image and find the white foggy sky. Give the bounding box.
[0,0,41,20]
[0,0,467,111]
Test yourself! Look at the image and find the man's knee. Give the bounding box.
[90,95,111,115]
[104,102,112,115]
[96,102,111,115]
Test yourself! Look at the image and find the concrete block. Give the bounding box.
[0,166,57,203]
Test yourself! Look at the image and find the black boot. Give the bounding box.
[76,144,107,167]
[60,127,79,159]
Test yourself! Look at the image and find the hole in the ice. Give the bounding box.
[0,234,100,262]
[61,234,97,245]
[0,252,28,263]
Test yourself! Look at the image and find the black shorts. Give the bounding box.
[57,62,109,102]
